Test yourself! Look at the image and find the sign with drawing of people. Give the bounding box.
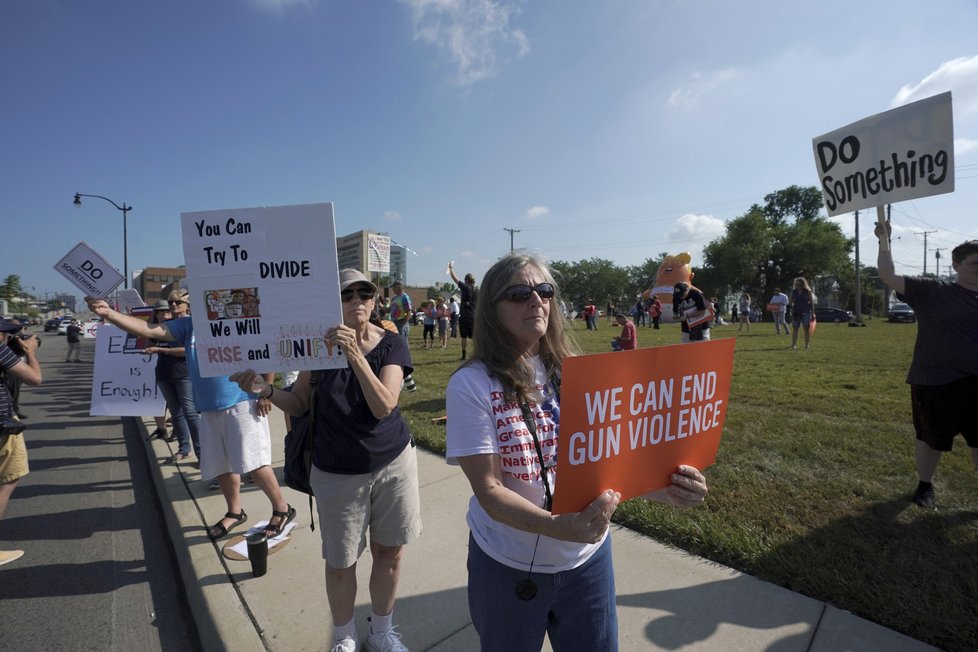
[181,202,345,378]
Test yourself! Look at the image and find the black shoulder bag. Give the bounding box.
[284,372,320,530]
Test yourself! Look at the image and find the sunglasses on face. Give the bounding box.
[341,288,376,302]
[168,300,186,305]
[500,283,555,302]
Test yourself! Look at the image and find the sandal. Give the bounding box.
[206,510,247,541]
[264,505,296,538]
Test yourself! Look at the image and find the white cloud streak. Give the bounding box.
[385,211,403,222]
[667,68,742,109]
[524,205,549,220]
[247,0,312,14]
[401,0,529,85]
[891,55,978,115]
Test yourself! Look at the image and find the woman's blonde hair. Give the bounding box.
[465,251,579,403]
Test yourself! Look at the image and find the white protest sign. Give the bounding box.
[181,202,345,378]
[812,91,954,216]
[367,233,390,273]
[90,324,166,417]
[83,321,100,339]
[116,288,146,313]
[53,242,125,299]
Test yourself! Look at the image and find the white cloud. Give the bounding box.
[461,249,475,258]
[247,0,312,14]
[384,211,403,222]
[956,138,978,155]
[891,55,978,115]
[666,68,742,109]
[401,0,529,85]
[524,205,549,220]
[666,213,727,258]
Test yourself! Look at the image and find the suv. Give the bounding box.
[887,302,916,323]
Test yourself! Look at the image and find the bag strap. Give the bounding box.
[305,371,320,531]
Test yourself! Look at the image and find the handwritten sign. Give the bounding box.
[90,324,166,417]
[812,91,954,216]
[552,338,735,514]
[181,202,345,377]
[367,233,391,273]
[53,242,125,299]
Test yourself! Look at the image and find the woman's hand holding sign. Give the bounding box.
[643,465,708,508]
[556,489,621,544]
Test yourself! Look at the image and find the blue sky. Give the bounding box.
[3,0,978,301]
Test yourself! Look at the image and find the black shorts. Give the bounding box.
[911,376,978,451]
[459,316,475,339]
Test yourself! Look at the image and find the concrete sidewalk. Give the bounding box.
[135,414,937,652]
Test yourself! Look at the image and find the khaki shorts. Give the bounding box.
[0,432,29,484]
[311,443,422,569]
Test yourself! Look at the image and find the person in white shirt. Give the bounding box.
[769,288,790,335]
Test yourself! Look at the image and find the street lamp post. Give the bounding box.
[73,193,133,288]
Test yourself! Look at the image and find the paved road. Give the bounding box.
[0,328,201,652]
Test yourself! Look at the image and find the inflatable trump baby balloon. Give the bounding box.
[643,252,695,321]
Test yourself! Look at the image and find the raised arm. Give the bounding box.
[86,296,174,341]
[875,219,906,295]
[448,261,461,286]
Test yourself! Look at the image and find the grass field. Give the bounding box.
[396,317,978,651]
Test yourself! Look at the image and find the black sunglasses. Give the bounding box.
[341,288,376,302]
[500,283,555,303]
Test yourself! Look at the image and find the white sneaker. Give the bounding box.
[364,625,408,652]
[330,636,357,652]
[0,549,25,567]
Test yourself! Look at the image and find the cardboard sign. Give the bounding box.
[812,91,954,216]
[552,338,735,514]
[53,242,125,299]
[181,202,345,378]
[766,303,782,313]
[684,305,713,328]
[90,324,166,417]
[367,233,391,273]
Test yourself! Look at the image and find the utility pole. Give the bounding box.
[933,248,945,279]
[503,228,520,252]
[913,230,937,275]
[854,210,862,322]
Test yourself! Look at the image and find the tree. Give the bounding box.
[552,258,630,310]
[703,186,852,302]
[2,275,22,302]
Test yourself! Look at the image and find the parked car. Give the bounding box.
[44,318,61,332]
[813,307,853,323]
[887,302,916,323]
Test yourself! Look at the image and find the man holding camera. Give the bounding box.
[0,319,43,567]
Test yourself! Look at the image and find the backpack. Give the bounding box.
[283,372,321,530]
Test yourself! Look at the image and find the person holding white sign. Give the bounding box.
[85,296,293,542]
[229,269,421,652]
[445,252,708,652]
[673,282,711,343]
[876,225,978,509]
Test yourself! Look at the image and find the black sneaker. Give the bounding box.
[912,482,936,509]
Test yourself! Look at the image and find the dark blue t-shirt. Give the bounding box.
[312,330,414,474]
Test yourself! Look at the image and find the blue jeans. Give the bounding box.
[467,533,618,652]
[157,375,200,457]
[394,319,410,341]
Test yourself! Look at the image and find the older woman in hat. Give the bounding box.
[230,269,421,652]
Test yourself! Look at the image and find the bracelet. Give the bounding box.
[263,385,274,400]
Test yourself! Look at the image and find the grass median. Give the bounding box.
[397,318,977,652]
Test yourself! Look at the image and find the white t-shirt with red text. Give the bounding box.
[446,357,605,572]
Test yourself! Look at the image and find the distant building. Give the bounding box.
[133,266,187,304]
[336,229,407,285]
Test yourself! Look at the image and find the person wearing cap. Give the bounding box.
[387,279,412,341]
[673,282,711,344]
[0,319,42,567]
[230,269,421,652]
[85,293,294,543]
[144,298,202,462]
[611,313,636,351]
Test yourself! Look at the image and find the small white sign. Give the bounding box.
[53,242,125,299]
[90,324,166,417]
[812,91,954,216]
[367,233,391,273]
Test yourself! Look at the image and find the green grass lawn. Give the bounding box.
[397,318,978,651]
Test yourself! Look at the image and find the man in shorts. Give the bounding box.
[448,262,478,360]
[86,296,295,539]
[0,319,42,567]
[876,226,978,508]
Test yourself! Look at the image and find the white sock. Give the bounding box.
[370,611,393,634]
[334,618,357,642]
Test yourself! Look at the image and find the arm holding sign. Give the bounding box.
[86,296,175,342]
[875,220,906,296]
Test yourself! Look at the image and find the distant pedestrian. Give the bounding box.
[449,296,459,338]
[65,319,82,362]
[449,262,478,360]
[673,283,711,344]
[737,293,751,332]
[648,296,662,330]
[584,301,598,330]
[876,225,978,509]
[611,313,636,351]
[769,288,789,335]
[631,299,646,327]
[789,278,815,350]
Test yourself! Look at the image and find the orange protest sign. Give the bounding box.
[552,338,735,514]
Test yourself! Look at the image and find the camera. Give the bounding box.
[7,331,39,354]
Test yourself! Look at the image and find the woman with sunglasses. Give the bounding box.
[446,252,708,651]
[230,269,421,652]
